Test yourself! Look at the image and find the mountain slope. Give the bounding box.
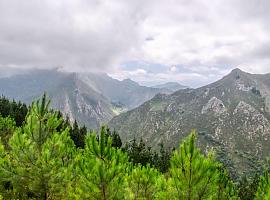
[0,68,168,129]
[49,73,115,128]
[0,69,115,128]
[109,68,270,177]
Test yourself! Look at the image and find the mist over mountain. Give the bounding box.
[0,68,169,128]
[109,68,270,176]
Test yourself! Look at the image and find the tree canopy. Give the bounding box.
[0,95,269,199]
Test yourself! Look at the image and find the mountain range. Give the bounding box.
[109,68,270,177]
[2,67,270,176]
[0,68,172,128]
[152,82,188,92]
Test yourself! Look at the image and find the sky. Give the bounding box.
[0,0,270,87]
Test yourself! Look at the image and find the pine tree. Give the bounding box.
[215,166,239,200]
[10,100,28,126]
[75,126,129,199]
[127,164,165,199]
[70,120,87,148]
[0,96,28,126]
[124,138,153,166]
[0,134,12,198]
[111,129,122,148]
[70,120,80,147]
[78,125,87,148]
[0,94,76,199]
[0,115,16,149]
[153,143,171,173]
[168,130,220,199]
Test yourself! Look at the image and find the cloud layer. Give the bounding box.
[0,0,146,71]
[1,0,270,86]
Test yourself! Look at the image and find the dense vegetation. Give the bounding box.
[0,95,270,199]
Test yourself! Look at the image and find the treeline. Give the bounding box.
[0,96,28,126]
[0,95,270,199]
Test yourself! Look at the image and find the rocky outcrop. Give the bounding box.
[202,97,227,115]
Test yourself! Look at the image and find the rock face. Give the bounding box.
[49,73,115,128]
[201,97,227,115]
[109,68,270,177]
[0,69,169,129]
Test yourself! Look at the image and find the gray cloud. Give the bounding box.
[0,0,146,71]
[0,0,270,86]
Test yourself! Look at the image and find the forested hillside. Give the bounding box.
[0,95,270,199]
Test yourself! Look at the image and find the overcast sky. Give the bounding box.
[0,0,270,87]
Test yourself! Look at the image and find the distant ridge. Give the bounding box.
[152,82,188,92]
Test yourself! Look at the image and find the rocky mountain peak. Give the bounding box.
[225,68,249,81]
[230,67,244,74]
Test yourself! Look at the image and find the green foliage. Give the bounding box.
[0,115,16,149]
[169,130,230,199]
[70,120,87,149]
[0,95,267,199]
[0,96,28,126]
[106,128,122,149]
[75,126,129,199]
[124,139,171,173]
[255,171,270,199]
[0,94,76,199]
[216,167,239,200]
[124,138,153,167]
[252,158,270,200]
[238,174,260,200]
[127,164,165,200]
[152,143,171,173]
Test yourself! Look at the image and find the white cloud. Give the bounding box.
[170,66,177,73]
[109,65,226,88]
[0,0,270,86]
